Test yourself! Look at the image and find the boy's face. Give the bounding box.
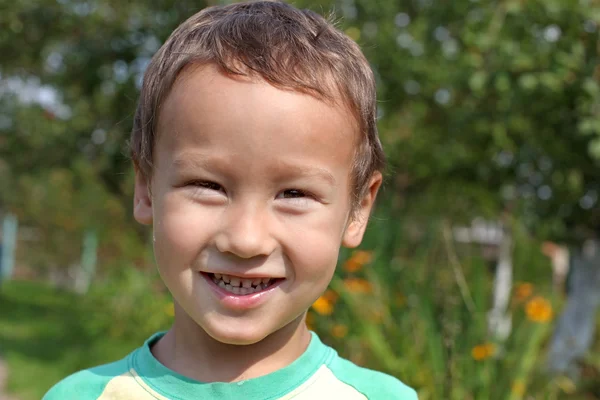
[134,65,381,345]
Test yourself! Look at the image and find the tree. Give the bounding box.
[337,0,600,242]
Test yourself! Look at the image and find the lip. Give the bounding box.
[200,272,283,311]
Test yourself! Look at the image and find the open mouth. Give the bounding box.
[204,272,282,295]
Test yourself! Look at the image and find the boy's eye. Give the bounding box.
[275,189,318,210]
[280,189,306,199]
[189,180,223,192]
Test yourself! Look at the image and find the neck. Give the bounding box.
[151,310,311,383]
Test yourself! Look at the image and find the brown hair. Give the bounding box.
[130,0,385,208]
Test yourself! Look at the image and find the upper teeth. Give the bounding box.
[211,273,273,295]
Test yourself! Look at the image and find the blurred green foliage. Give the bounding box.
[346,0,600,240]
[1,0,600,398]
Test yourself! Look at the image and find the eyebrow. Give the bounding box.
[275,162,338,187]
[172,153,338,186]
[172,154,213,171]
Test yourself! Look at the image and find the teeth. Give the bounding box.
[209,273,278,295]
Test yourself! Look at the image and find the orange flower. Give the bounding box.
[471,343,496,361]
[312,296,334,315]
[343,250,373,273]
[323,289,339,303]
[514,282,533,302]
[525,296,553,323]
[343,278,373,294]
[331,324,348,338]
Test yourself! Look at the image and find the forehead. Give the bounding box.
[155,65,357,172]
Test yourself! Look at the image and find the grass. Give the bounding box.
[0,280,156,400]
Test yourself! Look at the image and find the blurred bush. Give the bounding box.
[1,0,600,398]
[84,267,172,341]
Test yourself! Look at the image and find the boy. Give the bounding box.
[44,1,417,399]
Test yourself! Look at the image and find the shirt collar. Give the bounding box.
[131,331,332,399]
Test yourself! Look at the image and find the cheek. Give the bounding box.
[153,195,214,269]
[283,211,346,283]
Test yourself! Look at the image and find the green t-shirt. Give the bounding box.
[43,332,417,399]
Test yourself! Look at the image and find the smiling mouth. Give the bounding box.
[205,272,282,295]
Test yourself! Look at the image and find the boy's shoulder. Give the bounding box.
[322,352,418,400]
[42,356,131,400]
[42,332,417,400]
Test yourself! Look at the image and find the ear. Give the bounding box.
[342,172,382,248]
[133,168,153,225]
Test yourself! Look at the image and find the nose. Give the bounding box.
[214,201,277,259]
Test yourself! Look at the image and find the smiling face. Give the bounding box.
[134,65,381,346]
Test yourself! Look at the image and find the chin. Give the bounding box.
[204,323,271,346]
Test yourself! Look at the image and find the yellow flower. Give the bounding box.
[164,303,175,317]
[343,250,373,273]
[331,324,348,338]
[343,278,373,294]
[323,289,339,303]
[525,296,553,323]
[484,343,496,356]
[514,282,533,302]
[471,343,496,361]
[511,380,526,396]
[312,295,334,315]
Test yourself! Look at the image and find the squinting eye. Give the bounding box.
[190,181,223,192]
[280,189,307,199]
